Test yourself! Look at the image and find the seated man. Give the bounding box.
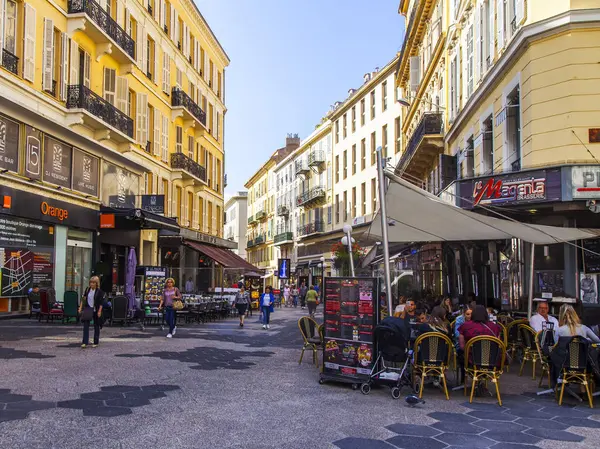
[27,285,41,317]
[530,301,559,344]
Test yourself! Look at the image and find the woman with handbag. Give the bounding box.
[79,276,104,348]
[235,286,250,327]
[158,278,182,338]
[260,286,275,330]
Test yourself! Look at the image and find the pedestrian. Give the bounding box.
[235,286,250,327]
[283,284,291,307]
[260,286,275,330]
[158,277,182,338]
[305,285,319,317]
[185,276,194,293]
[79,276,104,348]
[300,282,308,309]
[291,284,299,308]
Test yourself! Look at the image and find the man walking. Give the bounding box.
[300,282,308,310]
[305,285,319,317]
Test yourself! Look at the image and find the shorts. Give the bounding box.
[235,304,248,316]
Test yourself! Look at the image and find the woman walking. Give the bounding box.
[291,284,299,308]
[79,276,104,348]
[260,286,275,330]
[158,278,181,338]
[235,286,250,327]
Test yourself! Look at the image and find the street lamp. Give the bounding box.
[397,97,447,110]
[342,224,355,277]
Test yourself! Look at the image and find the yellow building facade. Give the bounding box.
[0,0,229,311]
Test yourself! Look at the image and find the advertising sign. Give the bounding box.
[102,162,139,209]
[321,277,377,384]
[572,166,600,200]
[277,258,290,279]
[583,239,600,274]
[24,126,42,180]
[0,115,19,173]
[72,148,99,197]
[43,136,72,188]
[141,194,165,214]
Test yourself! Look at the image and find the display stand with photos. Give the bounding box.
[319,277,378,388]
[136,266,167,314]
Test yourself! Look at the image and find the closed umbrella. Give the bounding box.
[125,247,137,310]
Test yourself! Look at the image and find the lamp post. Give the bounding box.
[342,224,355,277]
[376,146,393,316]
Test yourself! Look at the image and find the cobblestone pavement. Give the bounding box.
[1,308,600,449]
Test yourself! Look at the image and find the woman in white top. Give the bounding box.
[557,305,600,343]
[78,276,104,348]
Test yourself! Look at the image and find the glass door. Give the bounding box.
[66,244,92,298]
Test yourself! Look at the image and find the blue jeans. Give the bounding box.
[261,306,271,325]
[82,310,100,345]
[164,306,176,333]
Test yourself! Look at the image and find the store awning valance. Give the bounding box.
[100,207,179,232]
[184,241,260,272]
[368,173,600,245]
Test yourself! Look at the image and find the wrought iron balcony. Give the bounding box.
[1,49,18,75]
[170,152,207,182]
[396,112,443,175]
[68,0,135,62]
[254,234,265,245]
[297,186,326,208]
[247,215,255,225]
[274,231,293,245]
[255,210,267,221]
[171,87,207,127]
[295,160,310,176]
[297,221,324,237]
[308,150,325,167]
[246,238,255,248]
[277,205,289,216]
[66,84,133,138]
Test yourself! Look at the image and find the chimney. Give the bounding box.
[286,133,300,149]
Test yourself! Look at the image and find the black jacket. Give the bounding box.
[82,288,105,311]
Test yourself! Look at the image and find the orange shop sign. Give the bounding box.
[40,201,69,221]
[99,213,115,229]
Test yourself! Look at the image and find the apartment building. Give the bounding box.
[273,152,297,266]
[245,135,300,286]
[224,191,248,259]
[0,0,230,310]
[395,0,600,304]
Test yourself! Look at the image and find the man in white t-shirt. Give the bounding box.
[530,301,559,342]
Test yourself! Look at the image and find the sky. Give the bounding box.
[194,0,405,197]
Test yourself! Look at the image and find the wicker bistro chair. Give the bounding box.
[505,319,528,367]
[413,332,453,400]
[298,317,323,368]
[464,336,507,406]
[557,337,594,408]
[518,324,541,379]
[535,330,552,388]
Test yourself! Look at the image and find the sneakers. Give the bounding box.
[266,324,270,329]
[166,333,173,338]
[92,344,98,348]
[172,326,177,336]
[262,325,267,330]
[81,344,87,349]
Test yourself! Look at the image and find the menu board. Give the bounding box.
[583,239,600,274]
[142,267,167,304]
[322,277,377,382]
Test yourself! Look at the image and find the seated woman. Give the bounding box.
[459,305,501,351]
[454,302,475,350]
[415,306,451,338]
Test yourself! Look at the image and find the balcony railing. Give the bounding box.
[246,238,255,248]
[295,160,310,176]
[66,84,133,138]
[308,150,325,166]
[255,210,267,221]
[247,215,255,225]
[274,231,293,244]
[1,49,18,75]
[277,205,289,216]
[68,0,135,59]
[171,87,206,126]
[170,152,207,182]
[254,234,265,245]
[297,221,324,237]
[397,112,443,172]
[297,186,325,207]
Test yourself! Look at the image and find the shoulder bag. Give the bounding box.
[172,288,184,311]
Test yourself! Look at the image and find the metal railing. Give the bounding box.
[68,0,135,59]
[254,234,265,245]
[45,80,57,97]
[308,150,325,166]
[171,87,207,126]
[297,186,325,207]
[274,231,293,244]
[295,160,309,175]
[246,238,255,248]
[1,49,18,75]
[277,205,289,216]
[255,210,267,221]
[297,221,324,237]
[66,84,133,137]
[247,215,254,225]
[170,152,207,182]
[397,112,443,172]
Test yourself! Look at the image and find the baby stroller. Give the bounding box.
[360,317,414,399]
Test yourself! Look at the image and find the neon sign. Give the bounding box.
[473,176,546,206]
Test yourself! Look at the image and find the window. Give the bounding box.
[370,132,376,165]
[327,205,332,224]
[371,178,377,214]
[360,99,366,125]
[351,144,356,175]
[335,155,339,183]
[351,106,356,132]
[370,90,376,119]
[467,25,474,97]
[382,125,388,159]
[450,56,457,119]
[343,191,348,221]
[382,81,388,111]
[351,187,356,219]
[335,120,339,143]
[482,115,494,174]
[176,186,182,220]
[506,86,521,171]
[343,150,347,180]
[209,59,214,88]
[459,136,475,179]
[361,139,366,170]
[394,117,401,154]
[335,194,339,223]
[147,104,154,152]
[188,135,194,159]
[103,68,116,105]
[175,126,183,153]
[342,114,347,139]
[187,191,193,226]
[4,0,17,55]
[146,37,155,80]
[361,182,366,216]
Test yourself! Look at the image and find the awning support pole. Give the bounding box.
[376,146,393,316]
[528,243,535,319]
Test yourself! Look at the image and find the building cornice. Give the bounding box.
[293,122,333,158]
[445,8,600,143]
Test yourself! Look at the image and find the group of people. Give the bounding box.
[280,282,321,313]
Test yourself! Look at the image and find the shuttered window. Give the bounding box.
[103,68,116,105]
[83,52,91,88]
[135,92,148,144]
[161,115,169,162]
[116,76,128,112]
[154,109,161,156]
[162,52,170,93]
[60,33,69,101]
[175,126,182,153]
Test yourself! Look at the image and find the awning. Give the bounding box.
[184,240,260,272]
[368,173,600,245]
[100,207,179,232]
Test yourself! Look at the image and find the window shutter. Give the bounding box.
[162,52,170,92]
[141,29,148,75]
[474,6,481,85]
[516,0,524,25]
[154,110,161,156]
[69,39,79,85]
[116,76,128,112]
[103,68,116,104]
[183,24,188,57]
[23,4,36,82]
[42,19,54,91]
[124,8,130,35]
[409,55,420,92]
[160,0,166,29]
[116,0,123,27]
[136,23,143,67]
[170,5,175,41]
[0,0,5,66]
[162,115,169,162]
[154,45,159,84]
[136,92,147,144]
[60,34,69,100]
[497,0,504,50]
[84,52,91,88]
[174,10,179,45]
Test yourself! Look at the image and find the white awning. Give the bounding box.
[368,173,600,245]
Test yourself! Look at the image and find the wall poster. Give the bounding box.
[0,114,19,173]
[43,136,73,188]
[102,161,139,209]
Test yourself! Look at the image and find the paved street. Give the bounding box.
[2,309,600,449]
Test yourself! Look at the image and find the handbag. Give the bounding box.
[80,307,94,322]
[173,300,184,311]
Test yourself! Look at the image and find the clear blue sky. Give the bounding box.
[194,0,405,195]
